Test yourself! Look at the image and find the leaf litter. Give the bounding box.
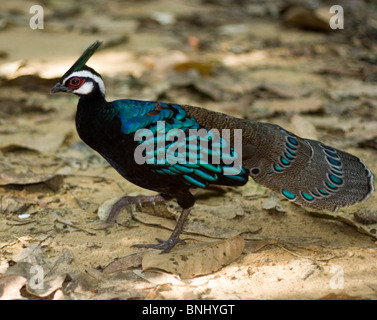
[142,235,245,279]
[1,0,377,300]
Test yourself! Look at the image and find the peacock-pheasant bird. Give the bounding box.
[51,41,374,253]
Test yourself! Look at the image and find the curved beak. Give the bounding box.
[50,82,72,94]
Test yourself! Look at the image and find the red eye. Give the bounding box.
[68,77,85,89]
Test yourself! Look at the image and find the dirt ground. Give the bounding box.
[0,0,377,300]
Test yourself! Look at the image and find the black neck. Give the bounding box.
[78,86,107,111]
[76,87,112,151]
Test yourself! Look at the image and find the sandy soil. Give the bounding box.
[0,0,376,300]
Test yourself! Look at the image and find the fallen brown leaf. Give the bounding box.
[101,252,144,274]
[262,196,286,215]
[0,170,63,192]
[142,235,245,279]
[0,274,27,300]
[244,239,277,253]
[290,114,318,140]
[318,292,366,300]
[0,132,67,154]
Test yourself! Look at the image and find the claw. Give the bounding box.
[133,236,185,253]
[156,237,186,245]
[133,207,192,253]
[105,194,168,225]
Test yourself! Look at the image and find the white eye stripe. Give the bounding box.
[63,70,105,96]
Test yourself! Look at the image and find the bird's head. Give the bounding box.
[50,41,105,97]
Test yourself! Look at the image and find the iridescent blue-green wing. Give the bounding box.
[113,99,248,188]
[149,132,248,188]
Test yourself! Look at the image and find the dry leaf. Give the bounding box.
[25,250,75,298]
[353,209,377,225]
[133,269,183,285]
[194,202,245,220]
[330,80,377,100]
[0,275,27,300]
[0,170,55,185]
[183,220,242,239]
[132,211,177,231]
[318,293,366,300]
[98,197,123,221]
[262,196,286,214]
[0,132,67,154]
[253,96,323,114]
[173,61,214,76]
[261,83,312,99]
[26,274,70,298]
[3,251,77,299]
[309,208,377,240]
[0,170,63,191]
[290,114,318,140]
[358,136,377,150]
[282,5,331,32]
[142,235,245,279]
[244,239,277,253]
[13,242,43,264]
[101,252,143,274]
[3,75,59,91]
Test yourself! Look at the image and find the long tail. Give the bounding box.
[183,105,374,211]
[242,122,374,211]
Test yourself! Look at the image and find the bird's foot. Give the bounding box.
[133,207,192,253]
[133,236,186,254]
[106,194,169,226]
